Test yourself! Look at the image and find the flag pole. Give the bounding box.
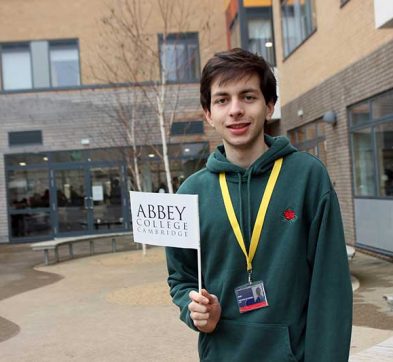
[197,245,202,293]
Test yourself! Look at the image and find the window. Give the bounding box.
[246,5,276,66]
[9,130,43,147]
[1,39,80,91]
[352,128,375,196]
[375,123,393,196]
[50,42,80,87]
[349,89,393,198]
[288,120,326,165]
[1,44,32,90]
[247,17,275,66]
[160,33,200,83]
[281,0,316,57]
[171,121,204,136]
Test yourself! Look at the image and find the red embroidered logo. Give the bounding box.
[283,209,297,222]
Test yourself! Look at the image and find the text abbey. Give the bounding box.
[136,204,186,221]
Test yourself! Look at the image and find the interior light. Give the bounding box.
[184,148,190,153]
[43,157,48,161]
[265,41,273,48]
[148,153,155,158]
[19,162,27,166]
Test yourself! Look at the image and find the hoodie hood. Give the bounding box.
[206,134,297,176]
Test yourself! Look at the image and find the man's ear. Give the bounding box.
[204,109,214,127]
[265,102,275,121]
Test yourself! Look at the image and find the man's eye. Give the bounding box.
[244,95,256,101]
[215,98,226,104]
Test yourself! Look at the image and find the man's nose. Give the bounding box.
[229,99,244,118]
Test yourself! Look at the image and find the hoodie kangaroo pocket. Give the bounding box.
[199,319,297,362]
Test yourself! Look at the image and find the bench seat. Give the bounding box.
[31,232,133,265]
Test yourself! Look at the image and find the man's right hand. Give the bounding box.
[188,289,221,333]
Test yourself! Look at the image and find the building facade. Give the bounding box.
[225,0,393,256]
[271,0,393,256]
[2,0,392,256]
[0,0,226,243]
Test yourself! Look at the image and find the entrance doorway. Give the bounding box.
[53,164,128,236]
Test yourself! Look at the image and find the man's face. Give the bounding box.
[204,74,274,154]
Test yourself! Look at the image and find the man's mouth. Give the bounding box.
[227,123,250,129]
[227,122,250,135]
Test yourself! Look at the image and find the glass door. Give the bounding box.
[53,164,128,236]
[54,168,89,234]
[89,165,125,231]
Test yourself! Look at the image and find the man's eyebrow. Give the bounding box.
[239,88,259,94]
[211,91,229,98]
[211,88,260,98]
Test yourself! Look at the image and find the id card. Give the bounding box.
[234,281,269,313]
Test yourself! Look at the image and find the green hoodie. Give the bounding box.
[166,135,352,362]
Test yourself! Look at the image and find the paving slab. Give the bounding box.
[0,244,393,361]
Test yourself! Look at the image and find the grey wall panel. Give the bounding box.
[31,41,50,88]
[354,198,393,254]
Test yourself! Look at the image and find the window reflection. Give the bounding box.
[375,123,393,196]
[372,92,393,120]
[287,120,326,165]
[8,169,50,209]
[352,128,376,196]
[11,212,51,238]
[349,90,393,198]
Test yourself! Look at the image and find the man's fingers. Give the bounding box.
[201,289,219,304]
[189,290,209,304]
[193,319,208,327]
[188,301,208,313]
[190,311,210,321]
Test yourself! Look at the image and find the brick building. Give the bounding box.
[0,0,227,243]
[1,0,392,256]
[225,0,393,255]
[275,0,393,256]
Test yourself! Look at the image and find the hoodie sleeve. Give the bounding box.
[166,246,199,331]
[305,190,353,362]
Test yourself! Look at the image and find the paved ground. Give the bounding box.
[0,241,392,361]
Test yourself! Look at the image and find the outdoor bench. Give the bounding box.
[31,232,133,265]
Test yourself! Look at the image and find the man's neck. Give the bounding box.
[224,141,267,169]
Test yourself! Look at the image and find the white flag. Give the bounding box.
[130,191,200,249]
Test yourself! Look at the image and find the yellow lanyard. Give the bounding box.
[219,158,283,276]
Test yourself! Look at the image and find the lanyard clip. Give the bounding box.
[248,269,253,284]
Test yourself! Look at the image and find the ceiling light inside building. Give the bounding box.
[148,153,155,158]
[43,157,48,161]
[265,41,273,48]
[19,162,27,166]
[184,148,190,153]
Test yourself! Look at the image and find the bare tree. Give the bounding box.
[91,0,215,193]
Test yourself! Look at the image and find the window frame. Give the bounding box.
[8,130,43,147]
[48,39,81,88]
[349,89,393,199]
[158,32,201,84]
[0,38,81,92]
[0,42,33,91]
[245,7,276,66]
[287,119,327,165]
[170,120,204,136]
[280,0,317,59]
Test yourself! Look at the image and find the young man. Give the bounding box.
[166,48,352,361]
